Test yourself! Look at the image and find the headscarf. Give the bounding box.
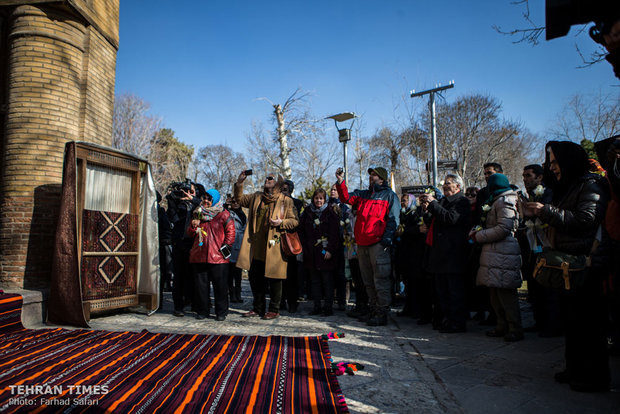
[543,141,590,202]
[196,189,223,221]
[260,174,285,219]
[402,193,416,212]
[487,173,512,199]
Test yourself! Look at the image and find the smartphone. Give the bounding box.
[243,169,253,176]
[220,245,231,259]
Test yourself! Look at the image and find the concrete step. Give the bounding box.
[2,289,47,327]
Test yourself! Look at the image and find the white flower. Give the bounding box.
[482,204,491,212]
[345,219,350,224]
[534,185,544,197]
[340,220,345,226]
[314,218,320,226]
[269,239,276,247]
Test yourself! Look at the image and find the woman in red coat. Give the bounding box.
[188,189,235,321]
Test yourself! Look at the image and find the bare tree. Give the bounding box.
[291,125,340,192]
[112,94,162,158]
[195,144,247,196]
[367,126,412,189]
[253,88,316,179]
[548,90,620,142]
[148,128,194,194]
[435,94,538,186]
[246,88,332,193]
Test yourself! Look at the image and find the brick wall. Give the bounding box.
[0,1,119,289]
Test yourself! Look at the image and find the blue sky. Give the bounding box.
[115,1,619,151]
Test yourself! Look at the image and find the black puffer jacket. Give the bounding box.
[540,173,608,255]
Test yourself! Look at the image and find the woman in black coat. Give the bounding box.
[527,140,610,392]
[299,188,341,316]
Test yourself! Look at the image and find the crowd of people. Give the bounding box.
[156,137,620,393]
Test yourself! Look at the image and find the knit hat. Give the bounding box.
[367,167,388,182]
[206,189,220,206]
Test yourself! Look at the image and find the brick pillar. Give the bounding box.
[0,1,119,289]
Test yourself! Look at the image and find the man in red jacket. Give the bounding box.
[335,167,400,326]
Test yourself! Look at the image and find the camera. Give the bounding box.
[546,0,620,41]
[168,179,193,199]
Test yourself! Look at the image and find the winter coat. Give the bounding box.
[187,210,236,264]
[233,183,299,279]
[336,180,400,246]
[298,206,341,271]
[475,190,523,289]
[167,195,201,247]
[539,173,608,255]
[229,209,246,263]
[394,206,426,267]
[425,192,471,274]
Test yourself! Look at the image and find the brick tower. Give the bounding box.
[0,1,119,289]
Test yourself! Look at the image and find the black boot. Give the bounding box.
[347,304,369,318]
[309,304,322,315]
[367,308,388,326]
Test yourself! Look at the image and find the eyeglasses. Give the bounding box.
[265,176,275,181]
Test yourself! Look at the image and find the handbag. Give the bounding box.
[532,248,587,290]
[281,231,302,256]
[278,203,302,256]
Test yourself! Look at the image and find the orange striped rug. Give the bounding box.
[0,294,349,413]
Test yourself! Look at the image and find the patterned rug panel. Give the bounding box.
[0,295,347,413]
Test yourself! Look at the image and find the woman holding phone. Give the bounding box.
[188,188,236,321]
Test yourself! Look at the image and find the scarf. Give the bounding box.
[196,199,223,222]
[310,202,328,218]
[260,174,284,219]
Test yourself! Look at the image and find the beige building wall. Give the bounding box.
[0,0,119,288]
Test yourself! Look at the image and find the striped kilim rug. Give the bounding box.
[0,294,349,413]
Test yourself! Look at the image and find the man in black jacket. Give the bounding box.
[166,182,201,317]
[419,174,471,333]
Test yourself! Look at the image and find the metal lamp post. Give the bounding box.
[410,81,454,187]
[326,112,357,185]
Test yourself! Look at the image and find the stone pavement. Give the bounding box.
[30,281,620,414]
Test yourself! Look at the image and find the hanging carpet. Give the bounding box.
[0,294,349,413]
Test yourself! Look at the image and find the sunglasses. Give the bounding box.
[265,176,275,181]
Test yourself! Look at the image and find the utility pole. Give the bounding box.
[410,81,454,187]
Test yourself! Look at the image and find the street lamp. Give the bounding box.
[326,112,357,186]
